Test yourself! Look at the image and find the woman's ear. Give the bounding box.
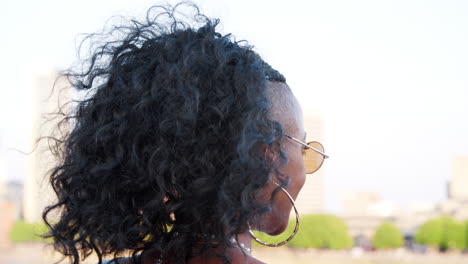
[273,174,291,186]
[260,144,278,163]
[260,144,268,156]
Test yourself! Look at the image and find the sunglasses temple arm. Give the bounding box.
[306,145,329,159]
[286,135,329,158]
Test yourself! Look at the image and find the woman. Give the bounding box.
[44,3,328,264]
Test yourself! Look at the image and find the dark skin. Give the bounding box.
[114,82,307,264]
[253,82,307,237]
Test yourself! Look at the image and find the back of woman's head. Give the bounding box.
[44,3,287,264]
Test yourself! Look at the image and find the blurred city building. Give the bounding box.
[343,192,381,217]
[342,192,395,239]
[295,112,325,215]
[0,201,14,248]
[394,202,439,235]
[0,140,16,247]
[441,156,468,220]
[343,156,468,243]
[0,181,23,248]
[448,157,468,200]
[5,181,24,220]
[342,192,440,246]
[0,137,6,200]
[23,71,70,223]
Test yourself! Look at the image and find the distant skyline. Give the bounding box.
[1,0,468,212]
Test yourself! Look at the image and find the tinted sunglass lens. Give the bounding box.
[304,141,325,174]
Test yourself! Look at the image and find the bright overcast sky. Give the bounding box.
[1,0,468,212]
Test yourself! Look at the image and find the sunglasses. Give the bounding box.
[285,135,329,174]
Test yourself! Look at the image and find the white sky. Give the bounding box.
[1,0,467,212]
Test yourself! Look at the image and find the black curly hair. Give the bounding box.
[43,2,288,264]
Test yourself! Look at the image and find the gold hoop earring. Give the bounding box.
[248,181,300,247]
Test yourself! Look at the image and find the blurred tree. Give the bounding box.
[253,214,353,249]
[415,218,442,247]
[9,220,50,242]
[415,217,465,250]
[371,222,403,249]
[464,221,468,250]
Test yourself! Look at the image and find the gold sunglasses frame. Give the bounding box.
[284,135,329,173]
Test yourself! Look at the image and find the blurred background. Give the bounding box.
[1,0,467,263]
